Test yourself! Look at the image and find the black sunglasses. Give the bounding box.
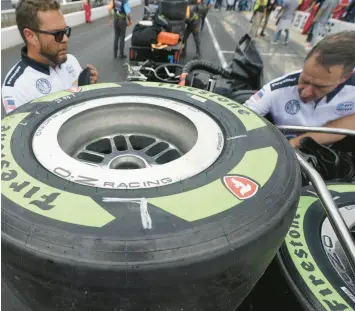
[28,26,71,42]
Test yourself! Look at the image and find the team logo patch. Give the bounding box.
[68,87,82,93]
[66,65,76,77]
[285,100,300,115]
[223,175,259,200]
[253,89,264,101]
[335,102,354,115]
[36,78,51,94]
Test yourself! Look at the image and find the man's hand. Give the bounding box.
[127,15,132,26]
[87,64,98,84]
[289,137,300,148]
[287,114,355,148]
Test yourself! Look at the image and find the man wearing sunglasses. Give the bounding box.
[243,31,355,148]
[2,0,99,113]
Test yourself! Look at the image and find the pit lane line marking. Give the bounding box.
[125,34,132,41]
[205,18,228,68]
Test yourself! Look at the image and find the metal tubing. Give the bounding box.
[277,125,355,270]
[277,125,355,136]
[296,151,355,272]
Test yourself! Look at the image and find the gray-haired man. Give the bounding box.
[244,31,355,148]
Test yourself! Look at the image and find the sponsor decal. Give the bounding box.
[53,167,173,189]
[253,89,264,101]
[285,99,300,115]
[271,77,297,88]
[135,82,267,131]
[68,87,82,93]
[335,102,354,115]
[36,78,51,94]
[223,175,259,200]
[1,114,115,227]
[285,199,353,311]
[3,96,16,112]
[6,65,21,86]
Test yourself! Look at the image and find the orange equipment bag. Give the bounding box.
[157,32,179,46]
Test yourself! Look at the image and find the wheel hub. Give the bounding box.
[32,95,225,189]
[321,205,355,294]
[74,133,182,169]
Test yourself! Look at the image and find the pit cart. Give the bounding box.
[129,41,183,66]
[129,1,187,66]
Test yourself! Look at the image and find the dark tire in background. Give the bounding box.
[230,90,257,104]
[159,0,188,20]
[2,82,301,311]
[277,183,355,311]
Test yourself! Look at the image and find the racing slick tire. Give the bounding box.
[277,183,355,311]
[2,82,301,311]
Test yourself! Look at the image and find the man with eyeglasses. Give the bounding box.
[2,0,99,114]
[244,31,355,148]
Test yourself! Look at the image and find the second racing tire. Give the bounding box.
[230,90,257,104]
[1,82,301,311]
[277,183,355,311]
[159,0,188,20]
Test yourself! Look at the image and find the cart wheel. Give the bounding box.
[154,63,184,83]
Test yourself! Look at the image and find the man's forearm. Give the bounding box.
[289,114,355,148]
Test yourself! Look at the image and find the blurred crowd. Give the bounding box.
[299,0,355,22]
[213,0,354,51]
[216,0,354,23]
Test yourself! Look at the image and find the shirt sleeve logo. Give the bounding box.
[36,78,52,94]
[3,96,16,113]
[252,89,264,101]
[335,102,354,115]
[285,99,300,115]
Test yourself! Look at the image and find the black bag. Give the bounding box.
[78,67,91,86]
[166,20,186,36]
[131,23,161,46]
[299,137,355,183]
[228,33,264,90]
[153,14,169,28]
